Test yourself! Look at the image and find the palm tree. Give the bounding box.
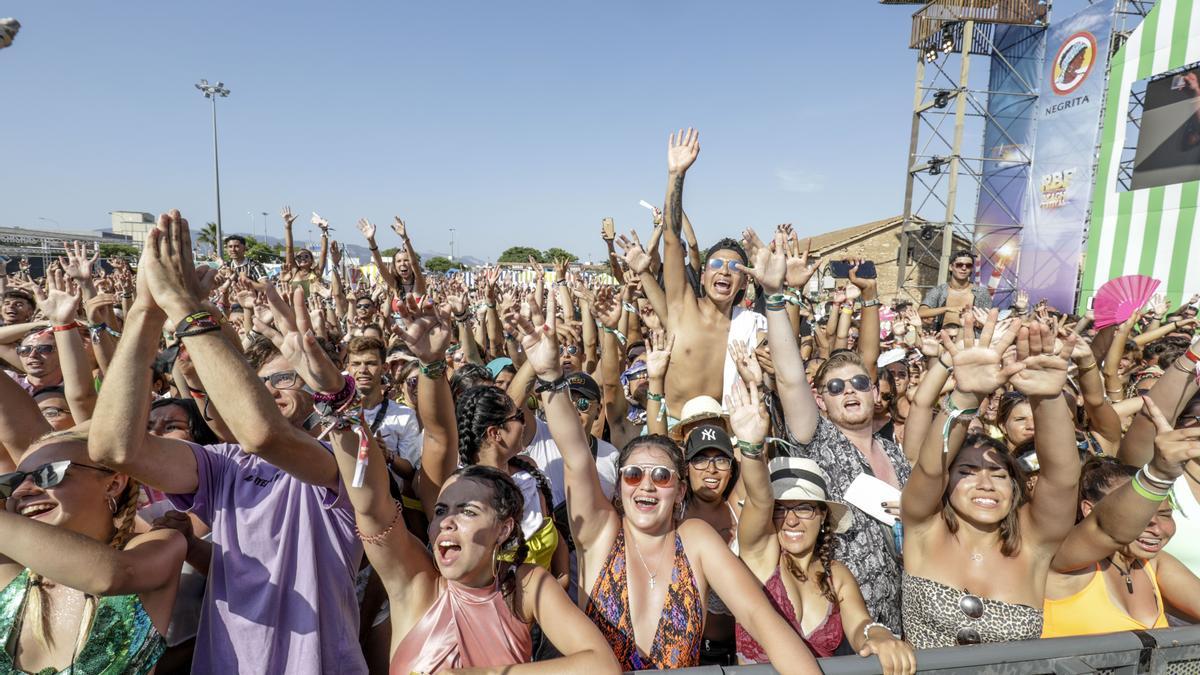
[197,221,220,254]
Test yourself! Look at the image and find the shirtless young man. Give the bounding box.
[657,128,763,418]
[918,249,991,329]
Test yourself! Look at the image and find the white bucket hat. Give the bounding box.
[768,457,854,533]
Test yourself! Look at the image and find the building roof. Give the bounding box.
[806,215,906,254]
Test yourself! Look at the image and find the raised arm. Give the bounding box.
[281,206,299,271]
[1119,338,1200,466]
[391,217,427,297]
[1101,315,1136,402]
[1070,334,1122,453]
[849,260,880,381]
[311,212,331,276]
[509,293,618,551]
[728,376,775,579]
[1054,396,1200,572]
[0,365,50,466]
[747,231,821,443]
[661,129,700,313]
[1009,324,1081,548]
[34,276,96,423]
[392,297,456,519]
[680,210,703,275]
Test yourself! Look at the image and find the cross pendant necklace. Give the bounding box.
[630,535,660,590]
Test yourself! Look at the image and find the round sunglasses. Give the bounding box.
[706,258,744,273]
[822,374,872,396]
[955,592,986,645]
[619,464,678,488]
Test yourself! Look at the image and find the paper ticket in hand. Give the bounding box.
[844,473,901,525]
[638,200,656,211]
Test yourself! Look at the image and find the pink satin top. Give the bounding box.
[390,578,532,674]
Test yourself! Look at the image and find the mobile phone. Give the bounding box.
[602,218,615,240]
[829,260,877,279]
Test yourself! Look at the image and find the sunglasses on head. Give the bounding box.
[706,258,744,273]
[0,460,114,499]
[260,370,301,390]
[822,374,872,396]
[17,344,54,358]
[619,464,677,488]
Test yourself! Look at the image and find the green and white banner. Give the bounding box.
[1081,0,1200,311]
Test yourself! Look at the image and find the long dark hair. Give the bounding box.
[452,465,529,619]
[941,434,1028,557]
[781,504,838,605]
[615,434,690,516]
[455,385,517,466]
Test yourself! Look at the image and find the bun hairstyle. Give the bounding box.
[1077,457,1137,522]
[453,464,529,619]
[941,433,1028,557]
[455,385,517,466]
[24,430,140,652]
[615,434,690,517]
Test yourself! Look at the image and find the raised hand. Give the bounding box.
[392,295,454,364]
[848,257,876,296]
[506,290,561,381]
[645,330,674,381]
[311,212,330,233]
[615,231,652,275]
[743,230,788,295]
[330,241,342,267]
[1008,322,1076,397]
[1148,293,1169,317]
[741,227,766,258]
[390,217,407,239]
[726,375,768,445]
[729,339,764,389]
[1143,396,1200,480]
[942,309,1024,396]
[356,218,377,241]
[785,237,821,290]
[253,284,343,392]
[59,241,98,285]
[34,269,81,326]
[280,206,298,229]
[844,283,862,302]
[141,210,203,319]
[666,127,700,175]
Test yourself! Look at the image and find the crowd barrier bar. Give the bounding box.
[631,626,1200,674]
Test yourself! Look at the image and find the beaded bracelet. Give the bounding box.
[357,499,403,545]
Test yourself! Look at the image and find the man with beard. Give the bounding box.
[649,128,765,420]
[748,234,911,635]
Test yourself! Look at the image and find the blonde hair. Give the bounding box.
[23,430,140,654]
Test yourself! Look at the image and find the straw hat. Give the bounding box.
[768,457,853,533]
[668,395,728,440]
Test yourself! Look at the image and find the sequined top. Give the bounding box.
[584,528,703,671]
[0,569,166,675]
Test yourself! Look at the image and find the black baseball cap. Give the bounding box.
[564,372,601,401]
[684,423,735,461]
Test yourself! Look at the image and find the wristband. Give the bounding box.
[841,307,854,316]
[534,374,571,394]
[764,293,788,312]
[419,359,448,380]
[940,393,979,455]
[51,323,78,333]
[646,393,669,422]
[175,311,222,339]
[863,622,893,642]
[646,392,665,402]
[737,439,765,460]
[1131,471,1170,502]
[622,302,638,314]
[312,374,357,408]
[1141,463,1176,489]
[1186,350,1200,363]
[861,299,880,308]
[601,325,627,345]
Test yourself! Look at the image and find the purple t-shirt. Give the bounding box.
[168,442,368,675]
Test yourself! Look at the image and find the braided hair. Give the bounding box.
[455,385,518,466]
[452,465,530,620]
[780,506,839,605]
[24,430,140,653]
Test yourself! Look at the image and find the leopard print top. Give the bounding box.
[902,573,1043,649]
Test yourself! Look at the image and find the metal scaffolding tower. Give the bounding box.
[885,0,1047,300]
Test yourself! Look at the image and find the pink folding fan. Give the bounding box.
[1092,274,1161,330]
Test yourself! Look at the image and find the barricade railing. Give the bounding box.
[631,626,1200,674]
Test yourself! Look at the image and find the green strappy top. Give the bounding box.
[0,569,165,675]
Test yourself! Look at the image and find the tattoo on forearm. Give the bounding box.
[667,174,685,236]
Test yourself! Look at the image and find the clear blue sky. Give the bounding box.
[1,1,1090,262]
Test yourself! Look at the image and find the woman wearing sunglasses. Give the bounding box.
[1042,400,1200,637]
[0,430,185,674]
[507,293,820,673]
[729,378,915,673]
[900,313,1081,648]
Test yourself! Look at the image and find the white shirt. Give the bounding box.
[523,418,618,508]
[364,399,422,469]
[723,306,767,408]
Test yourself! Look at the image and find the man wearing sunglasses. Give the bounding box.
[918,249,992,330]
[14,330,63,394]
[649,128,766,420]
[90,210,367,675]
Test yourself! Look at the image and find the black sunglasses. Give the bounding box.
[823,374,872,396]
[17,344,54,358]
[0,460,114,499]
[955,592,986,645]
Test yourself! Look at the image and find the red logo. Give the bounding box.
[1051,31,1097,95]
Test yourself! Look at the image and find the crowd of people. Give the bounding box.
[1,128,1199,675]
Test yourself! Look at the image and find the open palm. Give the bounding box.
[1009,324,1075,397]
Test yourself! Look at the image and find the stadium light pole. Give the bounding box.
[195,79,230,260]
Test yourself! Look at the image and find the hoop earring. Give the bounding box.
[106,496,118,515]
